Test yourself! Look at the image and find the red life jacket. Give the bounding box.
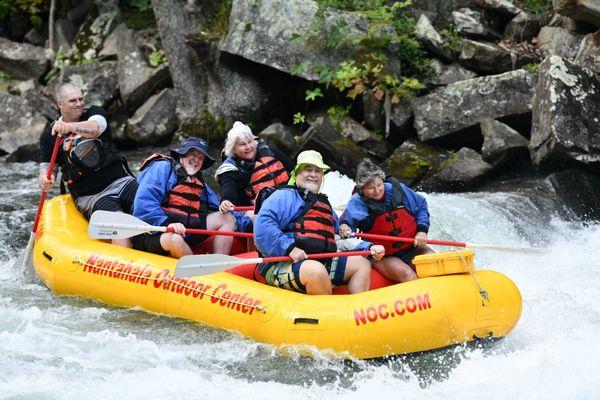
[139,153,207,225]
[290,189,337,254]
[359,180,417,255]
[245,143,289,202]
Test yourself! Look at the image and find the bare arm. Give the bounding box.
[52,120,101,138]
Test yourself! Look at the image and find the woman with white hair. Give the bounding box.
[339,158,434,283]
[216,121,294,216]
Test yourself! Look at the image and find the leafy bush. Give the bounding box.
[0,0,46,27]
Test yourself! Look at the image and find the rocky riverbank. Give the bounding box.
[1,0,599,219]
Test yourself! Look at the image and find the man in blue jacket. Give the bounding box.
[132,137,236,258]
[254,150,384,295]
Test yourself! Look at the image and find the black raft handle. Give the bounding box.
[294,318,319,325]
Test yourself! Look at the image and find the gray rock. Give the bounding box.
[452,8,500,40]
[206,60,269,127]
[459,39,537,73]
[574,31,600,73]
[0,92,47,157]
[24,28,47,47]
[294,116,369,176]
[545,169,600,221]
[390,100,413,131]
[415,14,455,62]
[553,0,600,27]
[67,0,94,25]
[98,26,119,59]
[222,0,369,81]
[22,88,58,121]
[381,140,449,186]
[421,147,492,191]
[480,0,522,17]
[504,11,541,42]
[53,18,77,51]
[537,27,581,60]
[412,0,473,27]
[125,88,177,145]
[412,69,537,142]
[339,116,390,158]
[480,119,528,166]
[116,26,171,111]
[426,59,477,86]
[72,11,120,59]
[0,37,48,80]
[530,56,600,168]
[362,91,385,131]
[151,0,206,118]
[258,123,297,155]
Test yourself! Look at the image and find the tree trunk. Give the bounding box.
[150,0,207,119]
[48,0,56,51]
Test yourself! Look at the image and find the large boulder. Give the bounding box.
[553,0,600,27]
[545,169,600,221]
[415,14,455,62]
[452,8,500,40]
[381,140,449,186]
[574,31,600,73]
[480,119,529,167]
[421,147,493,191]
[222,0,368,81]
[0,92,47,159]
[480,0,522,17]
[411,0,473,27]
[294,116,369,176]
[125,88,177,146]
[426,59,477,86]
[258,123,297,155]
[412,69,537,142]
[0,37,48,80]
[537,27,581,60]
[504,11,542,42]
[116,25,171,112]
[459,39,537,73]
[72,11,120,57]
[530,56,600,169]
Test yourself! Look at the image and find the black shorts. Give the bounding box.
[87,177,137,218]
[131,214,209,255]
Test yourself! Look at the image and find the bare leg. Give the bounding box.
[343,256,371,294]
[373,256,417,283]
[299,260,332,295]
[413,245,434,257]
[206,212,236,254]
[111,238,132,248]
[160,233,192,258]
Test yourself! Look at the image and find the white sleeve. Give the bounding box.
[88,114,107,134]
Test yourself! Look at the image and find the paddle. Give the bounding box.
[88,210,254,239]
[354,232,546,254]
[21,136,63,278]
[174,250,373,278]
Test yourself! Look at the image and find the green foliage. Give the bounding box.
[516,0,551,22]
[149,49,168,68]
[0,69,11,91]
[127,0,150,12]
[523,62,540,73]
[196,0,233,40]
[0,0,46,27]
[293,113,306,125]
[44,49,98,83]
[440,23,461,53]
[305,87,324,102]
[327,105,351,132]
[293,1,428,107]
[291,61,311,76]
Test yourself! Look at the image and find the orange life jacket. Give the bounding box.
[245,143,289,202]
[290,190,337,254]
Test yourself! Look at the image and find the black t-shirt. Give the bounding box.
[219,143,294,205]
[39,106,129,197]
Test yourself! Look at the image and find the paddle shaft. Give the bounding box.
[166,226,253,238]
[355,232,464,247]
[32,136,63,233]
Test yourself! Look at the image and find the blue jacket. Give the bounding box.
[254,187,372,257]
[340,182,430,233]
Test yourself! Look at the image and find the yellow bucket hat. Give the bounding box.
[288,150,330,184]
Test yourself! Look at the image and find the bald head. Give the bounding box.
[55,83,82,101]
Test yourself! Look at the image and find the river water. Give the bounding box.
[1,160,599,399]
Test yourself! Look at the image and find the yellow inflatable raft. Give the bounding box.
[32,195,522,359]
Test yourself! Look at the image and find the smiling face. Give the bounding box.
[295,164,323,194]
[233,136,257,160]
[57,86,84,122]
[180,149,205,175]
[361,177,385,201]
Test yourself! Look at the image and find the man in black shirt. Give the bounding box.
[39,83,137,247]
